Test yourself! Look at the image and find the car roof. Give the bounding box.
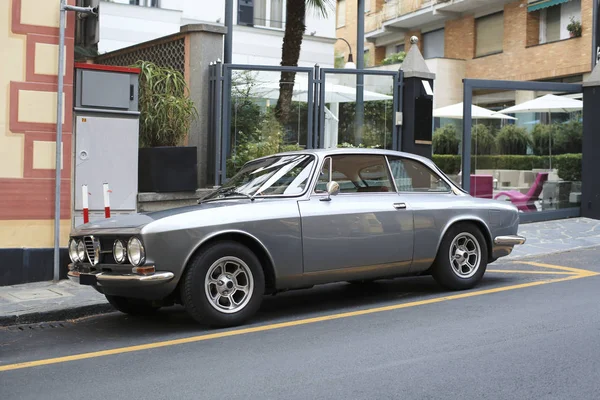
[268,147,436,166]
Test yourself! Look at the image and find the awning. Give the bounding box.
[527,0,571,12]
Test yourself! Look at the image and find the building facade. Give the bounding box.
[337,0,592,107]
[98,0,337,67]
[1,0,75,285]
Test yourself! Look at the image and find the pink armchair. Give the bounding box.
[494,172,549,212]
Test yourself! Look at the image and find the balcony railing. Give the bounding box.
[365,0,433,33]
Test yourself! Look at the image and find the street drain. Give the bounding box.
[7,322,71,331]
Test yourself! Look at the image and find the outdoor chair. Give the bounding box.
[494,172,549,212]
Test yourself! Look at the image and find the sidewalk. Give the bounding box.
[1,217,599,327]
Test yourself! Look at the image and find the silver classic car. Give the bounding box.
[68,149,525,327]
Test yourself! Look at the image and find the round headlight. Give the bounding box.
[127,237,145,266]
[76,240,86,263]
[68,239,79,263]
[113,240,127,264]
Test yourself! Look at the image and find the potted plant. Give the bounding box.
[567,17,582,38]
[133,61,199,193]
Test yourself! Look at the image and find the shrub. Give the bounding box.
[431,154,582,180]
[471,124,495,155]
[554,153,582,181]
[496,125,530,155]
[554,120,583,154]
[432,155,462,175]
[432,125,460,155]
[381,51,406,66]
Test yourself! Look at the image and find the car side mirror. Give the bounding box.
[321,181,340,201]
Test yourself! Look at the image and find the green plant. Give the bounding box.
[554,120,583,154]
[334,52,346,69]
[432,155,462,175]
[227,109,302,176]
[567,17,582,37]
[381,51,406,66]
[554,153,582,181]
[432,125,460,155]
[471,124,495,155]
[496,125,530,155]
[133,60,197,147]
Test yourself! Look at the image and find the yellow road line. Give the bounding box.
[515,261,600,277]
[0,267,592,373]
[487,269,577,275]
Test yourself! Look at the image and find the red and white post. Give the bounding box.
[103,183,111,218]
[82,184,89,224]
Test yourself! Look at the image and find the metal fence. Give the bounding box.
[208,63,404,186]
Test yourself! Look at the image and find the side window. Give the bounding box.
[314,155,394,194]
[388,157,451,193]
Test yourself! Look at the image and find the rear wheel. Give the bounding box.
[105,295,161,316]
[431,223,488,291]
[181,241,265,328]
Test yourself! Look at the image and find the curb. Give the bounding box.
[0,303,116,328]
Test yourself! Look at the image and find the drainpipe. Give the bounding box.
[224,0,233,64]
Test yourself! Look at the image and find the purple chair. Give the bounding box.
[494,172,548,212]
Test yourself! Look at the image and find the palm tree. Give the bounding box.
[275,0,332,125]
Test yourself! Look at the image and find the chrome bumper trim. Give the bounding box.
[67,267,174,286]
[494,235,526,246]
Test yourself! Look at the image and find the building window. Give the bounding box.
[254,0,284,28]
[538,0,581,44]
[126,0,160,6]
[337,0,346,28]
[423,29,445,59]
[476,12,504,57]
[395,43,405,53]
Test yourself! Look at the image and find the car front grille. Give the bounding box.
[84,236,96,265]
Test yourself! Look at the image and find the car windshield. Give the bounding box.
[204,154,316,200]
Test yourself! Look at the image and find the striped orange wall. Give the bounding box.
[0,0,75,247]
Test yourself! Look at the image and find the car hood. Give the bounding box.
[71,200,248,235]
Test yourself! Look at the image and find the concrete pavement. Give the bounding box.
[1,217,599,327]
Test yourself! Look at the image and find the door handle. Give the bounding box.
[393,203,407,210]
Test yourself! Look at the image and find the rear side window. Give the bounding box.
[387,157,451,193]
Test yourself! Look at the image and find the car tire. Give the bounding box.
[181,241,265,328]
[431,222,488,291]
[105,295,161,316]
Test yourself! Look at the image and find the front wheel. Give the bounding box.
[181,241,265,328]
[431,223,488,291]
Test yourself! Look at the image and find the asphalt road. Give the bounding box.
[1,247,600,400]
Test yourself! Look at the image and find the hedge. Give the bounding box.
[432,153,582,181]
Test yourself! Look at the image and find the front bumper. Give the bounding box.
[67,263,174,288]
[494,235,527,246]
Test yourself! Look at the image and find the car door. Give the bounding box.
[298,154,414,274]
[386,155,458,273]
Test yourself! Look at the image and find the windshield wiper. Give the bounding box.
[198,187,254,203]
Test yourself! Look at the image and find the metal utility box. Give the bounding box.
[72,63,141,227]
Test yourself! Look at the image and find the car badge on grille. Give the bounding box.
[84,236,101,266]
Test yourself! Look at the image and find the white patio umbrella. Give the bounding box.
[499,94,583,170]
[234,76,393,103]
[433,102,516,120]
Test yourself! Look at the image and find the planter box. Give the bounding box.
[138,147,197,193]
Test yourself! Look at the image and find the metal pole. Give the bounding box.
[461,81,473,193]
[53,0,67,282]
[355,0,365,145]
[593,0,599,68]
[224,0,233,64]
